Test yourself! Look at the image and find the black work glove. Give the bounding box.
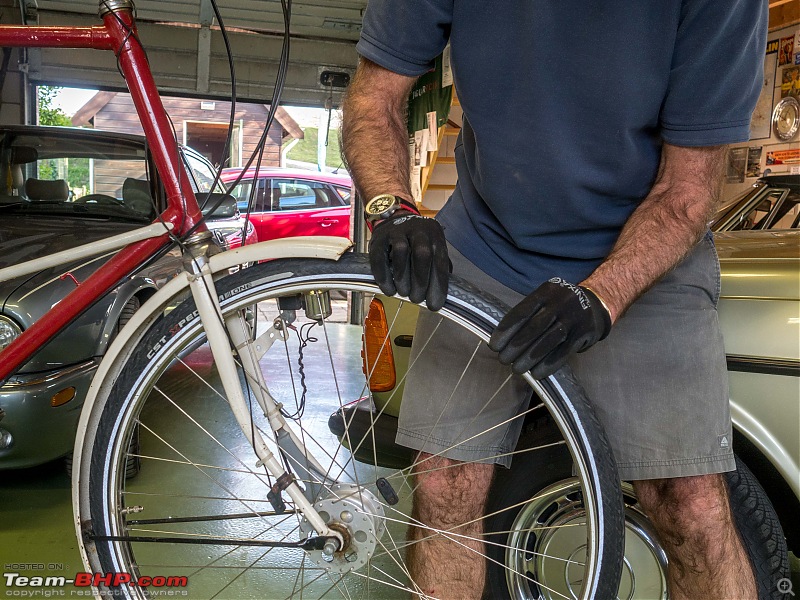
[369,213,450,311]
[489,278,612,379]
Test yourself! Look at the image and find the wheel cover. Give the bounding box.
[506,480,667,600]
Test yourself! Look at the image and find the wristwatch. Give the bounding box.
[364,194,418,227]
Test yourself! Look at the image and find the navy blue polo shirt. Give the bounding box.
[357,1,767,294]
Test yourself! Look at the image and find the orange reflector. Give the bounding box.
[51,386,76,407]
[363,299,396,392]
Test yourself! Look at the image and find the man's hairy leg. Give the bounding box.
[407,453,495,600]
[634,474,756,600]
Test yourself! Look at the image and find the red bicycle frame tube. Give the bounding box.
[0,7,206,382]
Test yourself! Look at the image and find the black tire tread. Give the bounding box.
[726,456,790,600]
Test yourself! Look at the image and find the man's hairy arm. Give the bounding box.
[581,143,725,322]
[341,58,417,202]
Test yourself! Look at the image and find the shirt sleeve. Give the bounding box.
[356,0,454,77]
[660,0,768,146]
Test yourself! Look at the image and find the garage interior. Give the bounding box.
[0,1,799,598]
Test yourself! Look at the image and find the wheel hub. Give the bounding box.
[299,483,386,574]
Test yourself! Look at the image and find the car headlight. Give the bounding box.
[0,316,22,351]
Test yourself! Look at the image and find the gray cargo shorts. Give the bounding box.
[395,233,735,480]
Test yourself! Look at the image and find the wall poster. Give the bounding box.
[726,147,747,183]
[764,144,800,175]
[746,146,763,178]
[781,65,800,98]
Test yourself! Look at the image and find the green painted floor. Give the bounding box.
[3,463,800,597]
[0,461,83,585]
[2,303,799,598]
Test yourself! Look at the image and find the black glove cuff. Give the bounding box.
[580,285,613,341]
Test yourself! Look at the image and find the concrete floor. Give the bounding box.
[1,300,799,598]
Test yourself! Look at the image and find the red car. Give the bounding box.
[220,167,352,242]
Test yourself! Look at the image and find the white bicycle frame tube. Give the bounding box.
[0,222,174,283]
[186,257,334,538]
[72,235,351,568]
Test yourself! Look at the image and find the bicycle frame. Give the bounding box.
[1,0,352,551]
[0,1,203,383]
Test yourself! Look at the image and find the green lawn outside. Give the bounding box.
[287,127,345,170]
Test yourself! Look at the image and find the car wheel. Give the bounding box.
[117,296,142,479]
[65,297,144,479]
[116,295,140,332]
[485,418,789,599]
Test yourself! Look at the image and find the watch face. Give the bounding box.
[366,194,397,216]
[772,97,800,141]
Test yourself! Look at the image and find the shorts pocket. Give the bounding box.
[703,231,722,308]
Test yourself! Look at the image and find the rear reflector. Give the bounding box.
[362,299,396,392]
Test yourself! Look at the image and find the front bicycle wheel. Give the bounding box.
[78,253,623,599]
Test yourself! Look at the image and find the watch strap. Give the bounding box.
[364,195,420,231]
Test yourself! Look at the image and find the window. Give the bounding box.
[228,178,267,212]
[182,150,222,194]
[271,179,336,211]
[333,185,352,204]
[730,190,786,231]
[0,130,154,221]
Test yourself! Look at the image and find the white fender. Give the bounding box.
[72,235,351,569]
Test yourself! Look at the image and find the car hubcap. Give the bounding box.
[506,479,668,599]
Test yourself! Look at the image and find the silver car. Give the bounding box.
[0,125,246,471]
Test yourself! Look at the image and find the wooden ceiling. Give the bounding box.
[769,0,799,30]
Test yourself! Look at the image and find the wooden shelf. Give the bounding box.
[443,127,461,136]
[436,156,455,164]
[427,184,456,191]
[419,206,438,217]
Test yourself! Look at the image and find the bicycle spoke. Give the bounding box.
[81,263,617,599]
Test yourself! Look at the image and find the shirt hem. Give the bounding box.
[356,33,433,77]
[661,122,753,146]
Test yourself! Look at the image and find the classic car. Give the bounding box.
[0,125,253,471]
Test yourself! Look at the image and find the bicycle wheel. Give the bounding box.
[78,253,623,599]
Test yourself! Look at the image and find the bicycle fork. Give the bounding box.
[183,237,345,556]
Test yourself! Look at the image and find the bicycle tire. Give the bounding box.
[79,253,623,599]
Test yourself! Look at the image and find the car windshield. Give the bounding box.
[183,149,225,195]
[0,129,154,222]
[712,179,800,231]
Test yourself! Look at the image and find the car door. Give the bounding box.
[257,178,350,241]
[228,176,270,240]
